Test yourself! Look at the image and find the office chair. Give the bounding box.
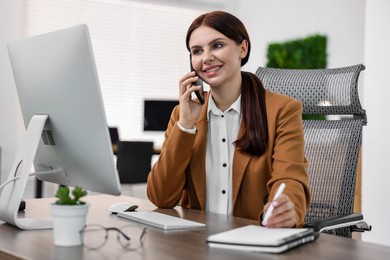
[256,64,371,238]
[116,141,154,184]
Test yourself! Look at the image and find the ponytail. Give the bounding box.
[235,72,268,156]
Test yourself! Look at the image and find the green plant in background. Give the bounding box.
[266,34,327,69]
[54,186,87,205]
[266,34,327,120]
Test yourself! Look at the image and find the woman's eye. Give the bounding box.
[214,43,223,49]
[192,49,202,56]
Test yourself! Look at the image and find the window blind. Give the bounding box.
[22,0,212,144]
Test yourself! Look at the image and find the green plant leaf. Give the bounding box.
[72,186,87,205]
[55,186,87,205]
[266,34,327,69]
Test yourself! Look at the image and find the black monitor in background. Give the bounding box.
[143,100,179,131]
[109,127,120,144]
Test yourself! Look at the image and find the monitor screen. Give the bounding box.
[143,100,179,131]
[6,25,121,199]
[109,127,120,144]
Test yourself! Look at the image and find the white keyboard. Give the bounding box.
[117,211,206,230]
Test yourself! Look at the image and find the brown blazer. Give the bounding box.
[147,90,310,227]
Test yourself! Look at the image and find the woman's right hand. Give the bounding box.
[178,71,203,129]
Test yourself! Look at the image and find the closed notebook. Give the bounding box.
[207,225,317,254]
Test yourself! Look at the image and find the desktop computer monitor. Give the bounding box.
[0,24,121,229]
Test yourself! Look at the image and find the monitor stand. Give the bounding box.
[0,115,53,230]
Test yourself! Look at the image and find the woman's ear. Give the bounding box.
[240,39,249,59]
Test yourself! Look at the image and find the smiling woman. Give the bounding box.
[147,11,310,229]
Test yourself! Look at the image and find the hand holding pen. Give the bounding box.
[261,183,297,228]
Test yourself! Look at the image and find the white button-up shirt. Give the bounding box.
[205,94,241,215]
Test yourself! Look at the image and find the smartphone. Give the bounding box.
[189,54,205,105]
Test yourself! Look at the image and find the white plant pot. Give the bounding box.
[50,203,90,247]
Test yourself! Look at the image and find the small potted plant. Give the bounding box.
[50,186,89,247]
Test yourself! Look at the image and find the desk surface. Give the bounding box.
[1,195,389,260]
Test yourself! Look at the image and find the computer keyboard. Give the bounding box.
[117,211,206,230]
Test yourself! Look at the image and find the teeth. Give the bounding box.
[206,67,220,73]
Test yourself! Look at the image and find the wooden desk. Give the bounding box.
[1,195,389,260]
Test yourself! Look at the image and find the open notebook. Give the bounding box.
[207,225,317,253]
[117,211,206,230]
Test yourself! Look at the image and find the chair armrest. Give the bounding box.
[303,213,372,233]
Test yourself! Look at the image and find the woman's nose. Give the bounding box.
[202,49,214,63]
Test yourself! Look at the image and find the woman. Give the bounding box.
[147,11,310,228]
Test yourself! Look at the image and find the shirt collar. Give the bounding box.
[207,93,241,122]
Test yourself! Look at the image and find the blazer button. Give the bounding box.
[221,190,226,194]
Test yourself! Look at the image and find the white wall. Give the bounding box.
[362,0,390,247]
[229,0,365,73]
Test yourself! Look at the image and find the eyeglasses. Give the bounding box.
[80,224,147,250]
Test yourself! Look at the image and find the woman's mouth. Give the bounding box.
[203,65,222,76]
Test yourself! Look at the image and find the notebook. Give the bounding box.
[207,225,317,254]
[117,211,206,230]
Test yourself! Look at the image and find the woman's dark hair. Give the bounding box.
[186,11,268,156]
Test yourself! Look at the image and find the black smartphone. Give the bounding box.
[189,54,205,105]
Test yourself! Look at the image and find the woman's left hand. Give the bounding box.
[261,194,297,228]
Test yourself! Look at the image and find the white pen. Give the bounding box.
[262,183,286,224]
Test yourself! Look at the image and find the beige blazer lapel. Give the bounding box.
[232,124,251,206]
[188,93,209,209]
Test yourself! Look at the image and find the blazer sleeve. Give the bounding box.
[266,97,310,227]
[146,105,196,208]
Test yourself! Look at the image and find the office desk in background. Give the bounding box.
[1,195,389,260]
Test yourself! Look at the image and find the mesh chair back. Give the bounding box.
[256,65,366,237]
